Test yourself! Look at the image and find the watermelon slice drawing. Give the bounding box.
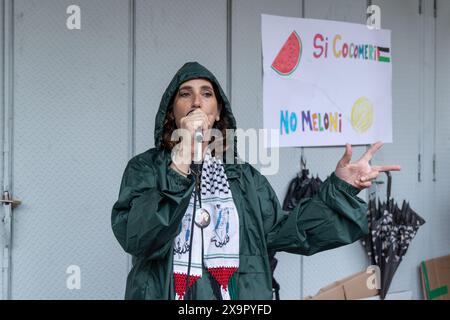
[271,31,302,76]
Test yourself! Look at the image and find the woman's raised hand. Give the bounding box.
[334,141,401,190]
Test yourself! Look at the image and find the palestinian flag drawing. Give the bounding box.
[378,46,391,63]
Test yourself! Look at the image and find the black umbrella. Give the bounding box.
[270,155,323,299]
[361,172,425,299]
[282,156,323,212]
[361,197,378,265]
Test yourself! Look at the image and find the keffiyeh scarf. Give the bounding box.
[173,152,239,300]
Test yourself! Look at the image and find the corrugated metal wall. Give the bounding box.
[0,0,448,299]
[435,0,450,261]
[369,0,427,299]
[5,0,131,299]
[0,0,5,298]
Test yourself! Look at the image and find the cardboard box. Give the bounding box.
[305,270,379,300]
[420,254,450,300]
[359,290,412,300]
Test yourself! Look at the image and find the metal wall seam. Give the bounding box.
[418,0,425,183]
[2,0,13,194]
[300,0,305,301]
[129,0,136,161]
[1,0,14,301]
[422,0,437,263]
[127,0,136,273]
[1,0,4,190]
[432,0,437,182]
[0,0,5,301]
[227,0,232,102]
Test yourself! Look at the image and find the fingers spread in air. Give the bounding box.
[359,141,383,162]
[373,165,402,172]
[338,143,352,167]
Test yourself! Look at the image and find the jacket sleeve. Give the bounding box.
[255,169,369,256]
[111,158,195,260]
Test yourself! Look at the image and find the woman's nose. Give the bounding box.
[192,93,202,108]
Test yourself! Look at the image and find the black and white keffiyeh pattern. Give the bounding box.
[173,151,239,300]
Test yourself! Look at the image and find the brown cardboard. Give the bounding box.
[305,270,379,300]
[343,271,379,299]
[305,284,346,300]
[420,254,450,300]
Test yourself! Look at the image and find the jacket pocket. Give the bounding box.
[237,255,272,299]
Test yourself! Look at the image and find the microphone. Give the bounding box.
[195,127,203,143]
[185,109,203,162]
[186,109,204,143]
[195,128,203,142]
[193,127,203,163]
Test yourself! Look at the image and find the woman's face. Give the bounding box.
[172,78,221,129]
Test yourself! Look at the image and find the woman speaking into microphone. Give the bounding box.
[111,61,400,300]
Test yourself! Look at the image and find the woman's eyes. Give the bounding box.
[179,91,213,98]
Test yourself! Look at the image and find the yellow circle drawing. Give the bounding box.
[351,97,374,133]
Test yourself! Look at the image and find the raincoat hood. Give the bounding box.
[154,61,237,149]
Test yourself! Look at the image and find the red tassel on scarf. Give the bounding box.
[174,273,200,300]
[207,267,238,292]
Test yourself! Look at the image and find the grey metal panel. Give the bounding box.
[134,0,228,154]
[0,0,4,184]
[0,0,5,298]
[435,0,450,260]
[232,0,302,300]
[1,0,15,300]
[302,0,372,299]
[407,0,442,299]
[368,0,429,300]
[12,0,129,299]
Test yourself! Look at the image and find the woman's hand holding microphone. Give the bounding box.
[170,109,212,177]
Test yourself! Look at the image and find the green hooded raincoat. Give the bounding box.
[111,62,369,300]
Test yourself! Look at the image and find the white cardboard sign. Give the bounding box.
[262,14,392,147]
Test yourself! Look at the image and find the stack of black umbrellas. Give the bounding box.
[361,171,425,299]
[282,158,323,212]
